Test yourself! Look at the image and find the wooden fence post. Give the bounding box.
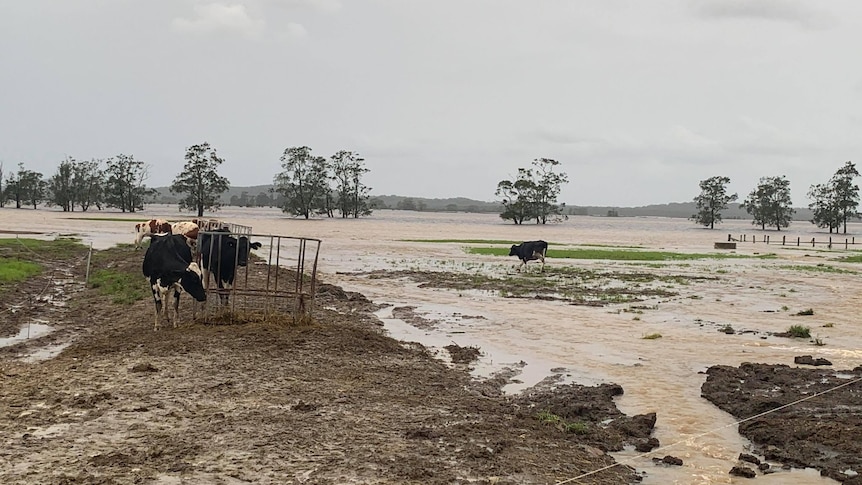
[797,237,800,246]
[782,235,786,246]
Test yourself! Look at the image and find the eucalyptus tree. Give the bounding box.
[274,146,330,219]
[691,176,737,229]
[808,183,841,233]
[330,150,372,218]
[104,154,154,213]
[170,142,230,217]
[47,157,104,211]
[5,163,45,209]
[828,161,859,233]
[496,158,568,224]
[742,176,794,231]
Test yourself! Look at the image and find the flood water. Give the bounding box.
[4,205,862,484]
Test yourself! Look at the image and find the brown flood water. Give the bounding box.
[5,205,861,484]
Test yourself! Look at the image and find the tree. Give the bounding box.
[274,146,330,219]
[829,161,859,234]
[47,157,103,212]
[741,176,795,231]
[808,183,841,233]
[170,142,231,217]
[5,163,44,209]
[495,158,569,224]
[103,154,154,213]
[330,150,372,218]
[690,176,737,229]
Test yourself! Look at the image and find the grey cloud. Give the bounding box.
[692,0,834,29]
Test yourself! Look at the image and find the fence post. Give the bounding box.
[797,237,800,246]
[846,239,849,250]
[85,242,93,285]
[782,235,786,246]
[829,237,832,249]
[812,238,816,247]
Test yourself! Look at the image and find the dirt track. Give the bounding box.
[1,244,646,484]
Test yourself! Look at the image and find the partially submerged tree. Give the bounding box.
[828,161,859,234]
[330,150,372,218]
[4,163,45,209]
[808,182,841,233]
[690,176,737,229]
[496,158,568,225]
[47,157,104,212]
[103,154,154,213]
[742,176,794,231]
[274,146,330,219]
[170,142,231,217]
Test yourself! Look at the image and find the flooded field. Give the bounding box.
[3,205,862,484]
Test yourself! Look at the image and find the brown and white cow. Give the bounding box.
[171,221,200,249]
[134,219,172,250]
[134,219,200,250]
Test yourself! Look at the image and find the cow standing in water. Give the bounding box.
[509,240,548,272]
[199,229,262,305]
[142,234,206,330]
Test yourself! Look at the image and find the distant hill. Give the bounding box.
[151,185,818,221]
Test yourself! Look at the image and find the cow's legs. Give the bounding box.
[151,283,164,331]
[172,288,181,327]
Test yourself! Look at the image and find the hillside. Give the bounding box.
[151,186,817,221]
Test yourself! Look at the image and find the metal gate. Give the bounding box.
[195,231,321,325]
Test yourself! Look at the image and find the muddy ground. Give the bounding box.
[701,363,862,483]
[3,242,862,484]
[0,243,651,484]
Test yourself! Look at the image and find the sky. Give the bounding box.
[2,0,862,207]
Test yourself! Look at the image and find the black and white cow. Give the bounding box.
[509,240,548,272]
[199,229,262,304]
[142,234,206,330]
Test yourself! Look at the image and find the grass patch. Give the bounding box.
[642,333,662,339]
[795,308,814,316]
[468,247,776,261]
[89,269,149,305]
[839,253,862,263]
[0,258,42,283]
[0,237,86,258]
[778,264,855,274]
[786,325,811,338]
[535,410,589,435]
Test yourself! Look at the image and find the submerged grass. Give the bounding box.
[0,237,86,258]
[777,264,856,274]
[468,247,776,261]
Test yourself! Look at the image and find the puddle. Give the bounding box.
[23,342,72,363]
[374,306,607,393]
[0,321,54,348]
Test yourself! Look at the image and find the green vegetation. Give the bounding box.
[535,410,589,435]
[401,239,533,245]
[642,333,662,339]
[777,264,855,274]
[795,308,815,316]
[838,253,862,263]
[786,325,811,338]
[468,247,776,261]
[0,237,86,259]
[89,269,149,305]
[822,322,834,328]
[0,258,41,283]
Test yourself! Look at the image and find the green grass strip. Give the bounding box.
[777,264,856,274]
[468,247,776,261]
[89,269,149,305]
[0,258,42,283]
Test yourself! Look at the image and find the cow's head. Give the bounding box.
[509,244,520,256]
[179,262,207,302]
[236,236,262,267]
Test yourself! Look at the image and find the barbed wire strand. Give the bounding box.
[555,374,862,484]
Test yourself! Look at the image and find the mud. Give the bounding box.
[701,362,862,482]
[1,244,644,484]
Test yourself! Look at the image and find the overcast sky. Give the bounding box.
[2,1,861,207]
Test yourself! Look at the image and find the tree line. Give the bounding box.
[691,161,860,232]
[1,143,373,219]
